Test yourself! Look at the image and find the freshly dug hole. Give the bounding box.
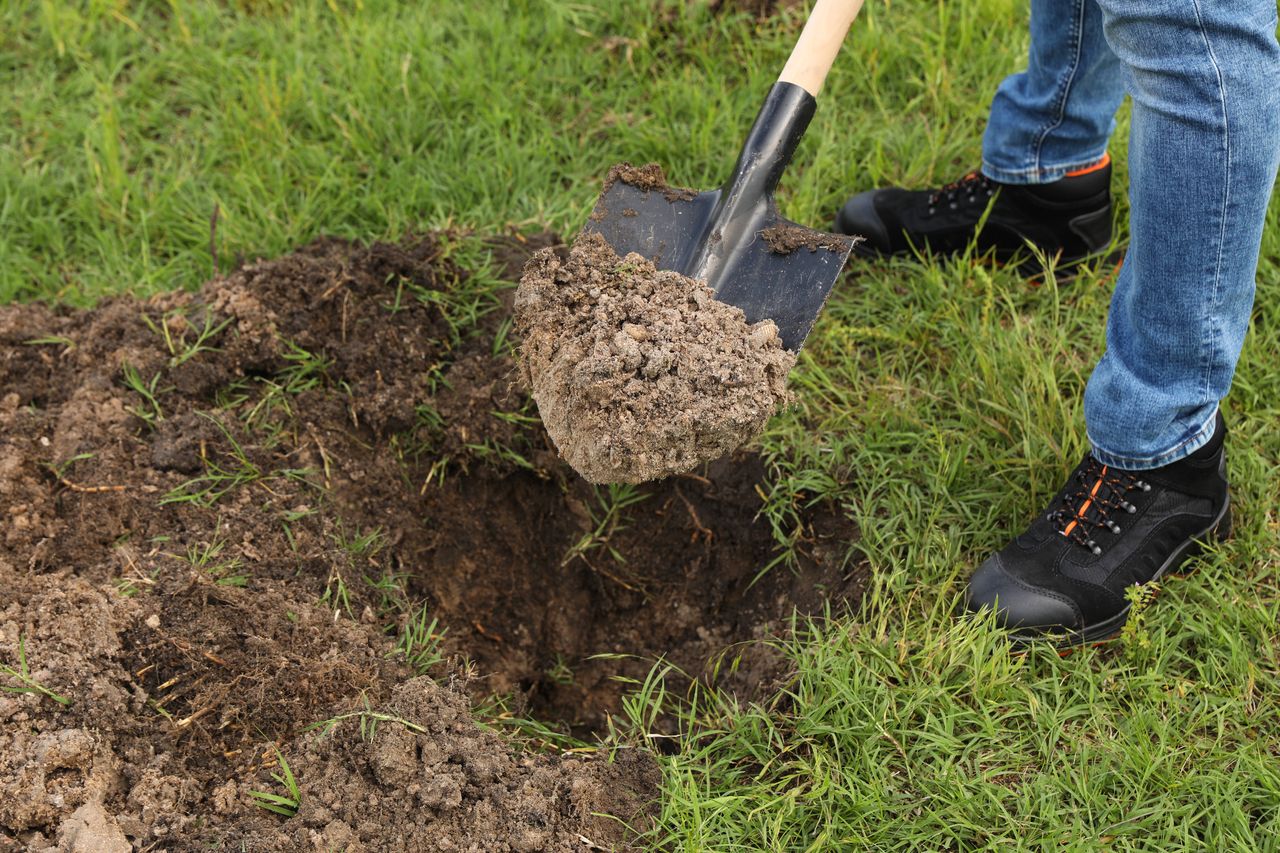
[0,232,862,849]
[516,231,795,484]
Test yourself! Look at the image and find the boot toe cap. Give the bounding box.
[964,554,1082,633]
[835,190,893,250]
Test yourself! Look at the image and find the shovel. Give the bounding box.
[584,0,865,351]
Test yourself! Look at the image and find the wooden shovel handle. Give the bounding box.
[777,0,865,97]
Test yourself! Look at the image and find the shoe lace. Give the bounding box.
[1046,458,1151,555]
[927,171,996,209]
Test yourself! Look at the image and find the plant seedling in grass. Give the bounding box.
[160,412,312,507]
[464,437,538,472]
[320,524,386,619]
[365,567,412,620]
[491,314,515,357]
[396,604,447,674]
[239,340,332,442]
[22,335,76,350]
[249,749,301,818]
[214,378,252,411]
[547,654,574,686]
[2,635,72,706]
[474,692,595,753]
[320,567,354,620]
[181,536,251,587]
[277,339,331,394]
[332,524,386,559]
[142,308,232,368]
[403,236,508,352]
[116,567,162,598]
[1120,581,1160,657]
[121,363,170,427]
[160,413,262,506]
[280,506,318,553]
[561,483,650,568]
[42,452,96,483]
[306,693,427,743]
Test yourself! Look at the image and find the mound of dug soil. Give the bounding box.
[0,231,861,850]
[516,232,794,483]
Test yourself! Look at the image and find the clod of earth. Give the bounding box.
[601,161,698,203]
[759,223,858,255]
[515,232,796,484]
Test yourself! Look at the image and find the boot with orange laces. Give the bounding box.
[834,156,1114,270]
[963,413,1232,646]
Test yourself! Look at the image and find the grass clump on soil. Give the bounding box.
[248,750,302,819]
[1,635,72,707]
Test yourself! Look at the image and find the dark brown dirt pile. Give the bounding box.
[515,232,795,484]
[0,231,862,850]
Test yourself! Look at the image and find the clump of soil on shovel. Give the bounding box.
[0,232,861,850]
[516,231,795,483]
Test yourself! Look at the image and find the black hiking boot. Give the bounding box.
[835,155,1114,270]
[963,412,1232,647]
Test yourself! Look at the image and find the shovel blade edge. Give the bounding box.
[584,181,855,351]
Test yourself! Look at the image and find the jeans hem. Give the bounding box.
[980,150,1109,185]
[1087,406,1220,471]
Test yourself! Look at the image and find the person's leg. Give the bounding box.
[965,0,1280,645]
[835,0,1126,265]
[982,0,1126,185]
[1084,0,1280,468]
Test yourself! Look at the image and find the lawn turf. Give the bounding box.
[4,0,1279,849]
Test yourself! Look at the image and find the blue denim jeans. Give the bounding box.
[981,0,1280,469]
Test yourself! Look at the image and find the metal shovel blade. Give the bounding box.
[583,83,856,352]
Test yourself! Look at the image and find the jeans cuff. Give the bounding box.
[980,151,1110,185]
[1087,407,1220,471]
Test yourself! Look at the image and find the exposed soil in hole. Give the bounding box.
[0,231,863,849]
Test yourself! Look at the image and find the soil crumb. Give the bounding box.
[515,231,795,484]
[760,223,856,255]
[600,162,697,203]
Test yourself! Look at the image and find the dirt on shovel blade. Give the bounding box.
[0,232,862,851]
[515,231,795,484]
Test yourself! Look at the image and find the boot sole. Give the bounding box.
[1009,496,1233,650]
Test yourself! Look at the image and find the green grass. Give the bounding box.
[5,0,1280,849]
[2,0,1030,303]
[1,634,73,706]
[248,749,301,818]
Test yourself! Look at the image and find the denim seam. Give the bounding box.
[1030,0,1087,174]
[1190,0,1232,411]
[1088,405,1220,470]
